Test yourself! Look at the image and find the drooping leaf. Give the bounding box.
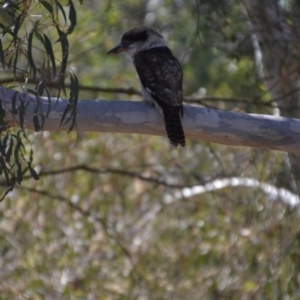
[44,85,52,117]
[67,73,79,132]
[60,102,71,126]
[18,100,25,131]
[0,156,9,182]
[56,26,69,93]
[14,132,23,184]
[60,73,79,128]
[5,136,13,163]
[0,135,5,157]
[11,92,18,115]
[0,102,5,124]
[33,98,42,132]
[2,133,9,154]
[36,79,45,96]
[39,112,45,130]
[33,19,42,40]
[17,164,23,184]
[68,0,77,34]
[28,161,39,180]
[29,148,34,164]
[27,31,37,78]
[0,23,14,37]
[40,0,53,14]
[12,48,18,77]
[70,73,79,102]
[68,0,77,25]
[33,114,41,132]
[0,39,5,69]
[42,34,56,77]
[13,15,21,45]
[55,0,67,25]
[0,156,4,175]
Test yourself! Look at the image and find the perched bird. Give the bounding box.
[107,26,186,148]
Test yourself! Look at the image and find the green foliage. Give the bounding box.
[0,0,81,190]
[0,130,39,200]
[0,0,299,299]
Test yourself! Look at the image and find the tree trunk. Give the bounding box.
[242,0,300,194]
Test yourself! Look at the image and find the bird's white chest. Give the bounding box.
[140,84,163,116]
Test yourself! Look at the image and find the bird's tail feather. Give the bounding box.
[163,106,186,148]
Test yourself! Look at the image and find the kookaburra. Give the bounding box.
[107,26,186,148]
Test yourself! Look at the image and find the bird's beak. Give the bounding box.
[107,43,127,54]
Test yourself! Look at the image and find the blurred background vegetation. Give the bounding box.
[0,0,300,299]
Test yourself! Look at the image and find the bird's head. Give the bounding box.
[107,26,166,57]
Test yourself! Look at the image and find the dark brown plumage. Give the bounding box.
[108,26,186,147]
[134,46,185,147]
[163,106,186,148]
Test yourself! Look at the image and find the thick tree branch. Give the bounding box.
[1,86,300,154]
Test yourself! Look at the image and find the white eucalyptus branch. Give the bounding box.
[1,86,300,154]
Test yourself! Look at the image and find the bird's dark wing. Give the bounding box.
[134,46,185,147]
[133,46,183,108]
